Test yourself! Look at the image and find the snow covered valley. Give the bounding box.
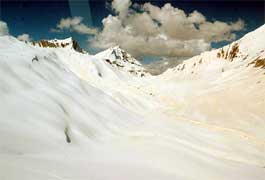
[0,25,265,180]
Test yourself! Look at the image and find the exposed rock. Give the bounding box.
[32,55,39,62]
[217,43,239,61]
[64,127,71,144]
[72,39,83,53]
[249,57,265,68]
[228,43,240,61]
[32,37,85,53]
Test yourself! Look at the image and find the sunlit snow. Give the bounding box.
[0,25,265,180]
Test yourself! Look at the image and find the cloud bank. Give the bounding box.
[112,0,132,19]
[0,21,9,36]
[17,33,32,42]
[90,0,244,58]
[51,17,98,35]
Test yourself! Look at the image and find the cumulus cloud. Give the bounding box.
[112,0,132,19]
[90,1,245,58]
[0,21,33,42]
[17,33,32,42]
[52,17,98,35]
[0,21,9,36]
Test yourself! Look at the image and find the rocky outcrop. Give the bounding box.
[217,43,240,61]
[32,37,84,53]
[248,57,265,68]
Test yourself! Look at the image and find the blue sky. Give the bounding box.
[0,0,264,61]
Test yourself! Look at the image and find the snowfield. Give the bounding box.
[0,25,265,180]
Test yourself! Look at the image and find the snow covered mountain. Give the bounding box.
[155,24,265,140]
[0,25,265,180]
[165,24,265,75]
[95,46,150,77]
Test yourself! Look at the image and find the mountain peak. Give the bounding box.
[95,46,149,77]
[111,45,121,50]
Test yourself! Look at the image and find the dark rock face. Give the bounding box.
[72,39,83,53]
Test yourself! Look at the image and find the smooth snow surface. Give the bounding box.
[0,25,265,180]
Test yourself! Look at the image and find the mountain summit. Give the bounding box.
[95,46,149,77]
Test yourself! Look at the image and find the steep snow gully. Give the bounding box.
[0,25,265,180]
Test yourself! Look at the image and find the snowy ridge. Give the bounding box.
[163,24,265,77]
[0,35,144,151]
[31,37,85,53]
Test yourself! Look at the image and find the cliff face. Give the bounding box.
[72,39,83,53]
[32,37,84,53]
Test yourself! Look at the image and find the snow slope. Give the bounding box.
[0,25,265,180]
[154,24,265,140]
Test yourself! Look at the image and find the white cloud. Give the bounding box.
[0,21,9,36]
[0,21,33,42]
[17,34,32,42]
[90,1,245,58]
[112,0,132,19]
[57,16,82,29]
[52,17,98,35]
[72,23,98,35]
